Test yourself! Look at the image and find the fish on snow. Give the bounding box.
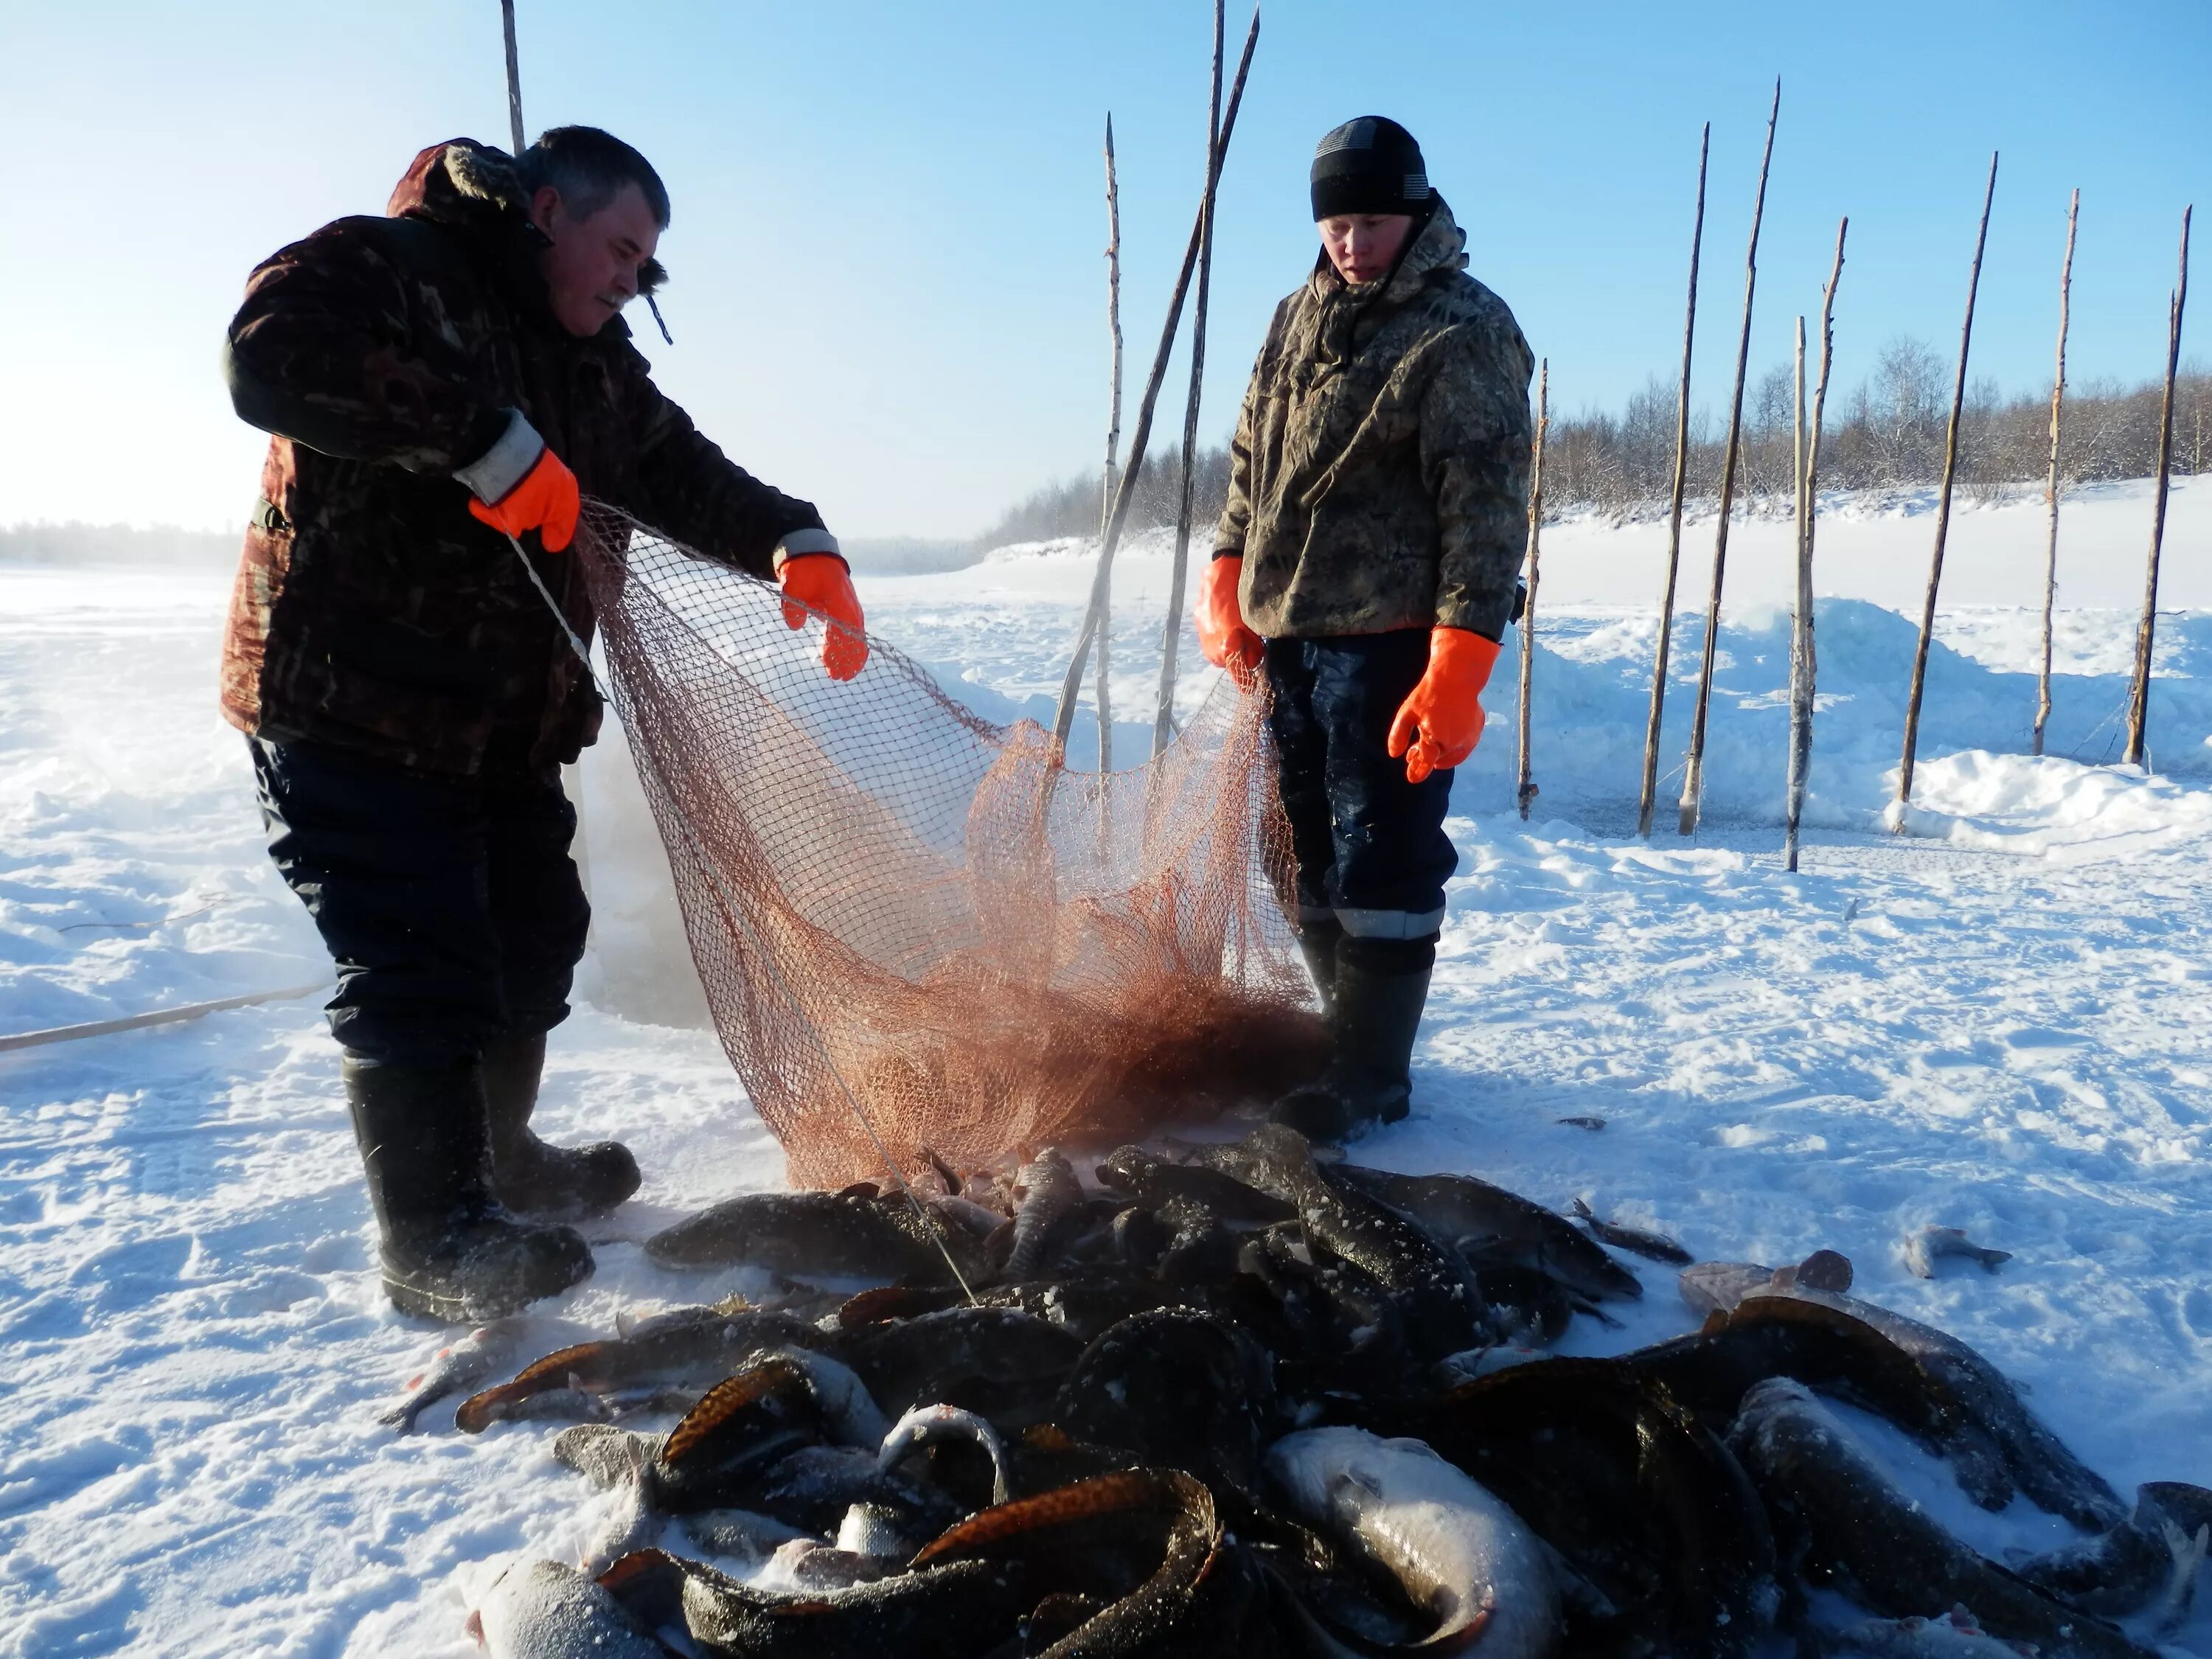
[1266,1425,1561,1657]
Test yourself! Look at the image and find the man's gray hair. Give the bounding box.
[518,125,671,229]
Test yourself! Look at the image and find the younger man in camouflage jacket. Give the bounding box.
[222,126,865,1320]
[1198,116,1534,1139]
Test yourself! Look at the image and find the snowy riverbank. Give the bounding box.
[3,480,2210,1654]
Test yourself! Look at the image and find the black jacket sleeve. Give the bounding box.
[223,217,508,473]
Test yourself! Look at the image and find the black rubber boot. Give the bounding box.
[1269,945,1433,1143]
[344,1054,594,1321]
[1296,916,1345,1019]
[481,1032,641,1221]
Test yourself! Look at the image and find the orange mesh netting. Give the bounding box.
[574,503,1326,1189]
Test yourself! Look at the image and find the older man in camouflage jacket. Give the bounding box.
[222,126,865,1319]
[1198,116,1534,1140]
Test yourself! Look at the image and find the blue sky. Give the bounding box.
[2,1,2203,538]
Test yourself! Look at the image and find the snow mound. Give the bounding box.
[1885,751,2212,859]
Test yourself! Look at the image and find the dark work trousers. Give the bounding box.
[1263,631,1457,953]
[249,737,590,1066]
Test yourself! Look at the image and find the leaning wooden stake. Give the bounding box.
[1516,360,1548,820]
[499,0,526,153]
[1052,6,1259,754]
[2122,203,2192,770]
[1784,219,1847,874]
[2033,189,2079,757]
[1678,83,1779,837]
[1896,150,1999,816]
[1095,116,1124,771]
[1152,0,1228,761]
[1636,122,1709,838]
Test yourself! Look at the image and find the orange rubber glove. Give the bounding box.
[779,552,869,681]
[1196,554,1265,687]
[466,445,580,552]
[1386,627,1503,784]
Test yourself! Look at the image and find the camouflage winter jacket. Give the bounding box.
[1214,202,1534,641]
[220,139,838,776]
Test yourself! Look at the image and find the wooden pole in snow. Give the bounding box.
[1516,360,1548,820]
[1784,318,1809,863]
[1896,150,1999,815]
[2033,189,2079,758]
[1785,218,1846,874]
[497,0,605,909]
[1051,5,1259,755]
[1635,122,1708,838]
[1152,0,1228,762]
[1101,117,1124,535]
[1095,116,1124,772]
[1678,83,1778,837]
[500,0,526,154]
[2122,204,2192,770]
[0,983,328,1055]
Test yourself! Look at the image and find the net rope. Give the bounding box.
[572,501,1326,1189]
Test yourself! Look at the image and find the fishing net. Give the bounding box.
[573,502,1325,1189]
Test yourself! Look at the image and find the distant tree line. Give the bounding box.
[0,522,235,563]
[1544,342,2210,521]
[980,445,1235,550]
[981,347,2208,549]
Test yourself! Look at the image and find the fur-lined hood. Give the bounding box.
[385,139,667,299]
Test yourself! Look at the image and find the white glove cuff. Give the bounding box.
[453,409,546,504]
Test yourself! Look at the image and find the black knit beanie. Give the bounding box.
[1310,116,1432,220]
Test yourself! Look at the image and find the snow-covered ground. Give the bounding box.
[3,478,2209,1655]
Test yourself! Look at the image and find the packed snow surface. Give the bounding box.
[3,478,2210,1655]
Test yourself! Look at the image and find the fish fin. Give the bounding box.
[2149,1520,2210,1638]
[1433,1590,1495,1651]
[919,1144,961,1195]
[913,1469,1200,1568]
[1331,1467,1386,1502]
[661,1359,808,1469]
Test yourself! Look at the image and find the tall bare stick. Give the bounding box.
[1783,319,1809,860]
[1785,219,1846,874]
[1102,117,1124,533]
[1052,6,1259,754]
[1678,83,1779,836]
[1636,123,1708,838]
[1896,151,1999,815]
[2034,189,2079,757]
[1095,116,1124,771]
[1516,360,1548,820]
[2123,204,2192,769]
[500,0,526,154]
[1152,0,1228,761]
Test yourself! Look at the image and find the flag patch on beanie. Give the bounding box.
[1310,116,1432,219]
[1315,117,1377,156]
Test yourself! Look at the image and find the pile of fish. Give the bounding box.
[394,1125,2210,1658]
